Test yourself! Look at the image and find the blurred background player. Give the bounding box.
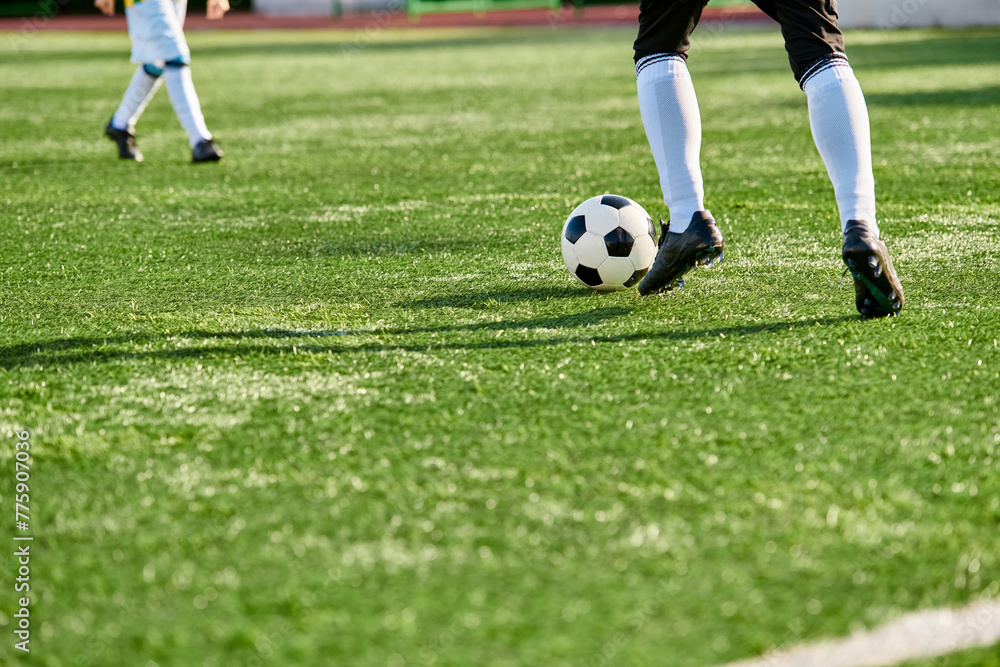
[634,0,904,319]
[96,0,229,162]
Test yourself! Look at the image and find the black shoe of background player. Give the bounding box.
[637,210,724,295]
[192,138,223,163]
[105,119,142,161]
[842,219,903,318]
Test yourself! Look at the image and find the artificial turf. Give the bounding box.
[1,22,998,667]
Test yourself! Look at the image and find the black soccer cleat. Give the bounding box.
[842,220,904,318]
[105,119,142,161]
[192,138,223,163]
[637,210,724,295]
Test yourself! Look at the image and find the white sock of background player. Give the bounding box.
[163,61,212,148]
[636,54,706,234]
[804,61,879,236]
[111,64,163,133]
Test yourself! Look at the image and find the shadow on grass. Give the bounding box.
[0,311,857,370]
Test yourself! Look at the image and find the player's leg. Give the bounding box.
[163,0,222,161]
[635,0,707,235]
[163,59,221,161]
[106,0,170,162]
[111,64,164,134]
[766,0,902,316]
[127,0,221,161]
[106,64,163,161]
[634,0,724,295]
[778,2,874,234]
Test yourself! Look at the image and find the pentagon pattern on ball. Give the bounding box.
[604,228,634,258]
[564,215,587,244]
[575,265,603,287]
[560,194,657,291]
[600,194,632,210]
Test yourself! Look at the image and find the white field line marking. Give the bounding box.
[720,598,1000,667]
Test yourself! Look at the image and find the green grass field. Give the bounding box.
[1,22,999,667]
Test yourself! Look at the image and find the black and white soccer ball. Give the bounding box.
[560,194,657,291]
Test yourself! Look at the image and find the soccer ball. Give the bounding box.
[560,194,658,291]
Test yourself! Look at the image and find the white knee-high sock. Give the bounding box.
[111,66,163,132]
[637,54,705,234]
[803,61,878,235]
[163,63,212,148]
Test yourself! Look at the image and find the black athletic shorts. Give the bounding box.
[634,0,846,86]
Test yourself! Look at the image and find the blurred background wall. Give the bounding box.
[838,0,1000,28]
